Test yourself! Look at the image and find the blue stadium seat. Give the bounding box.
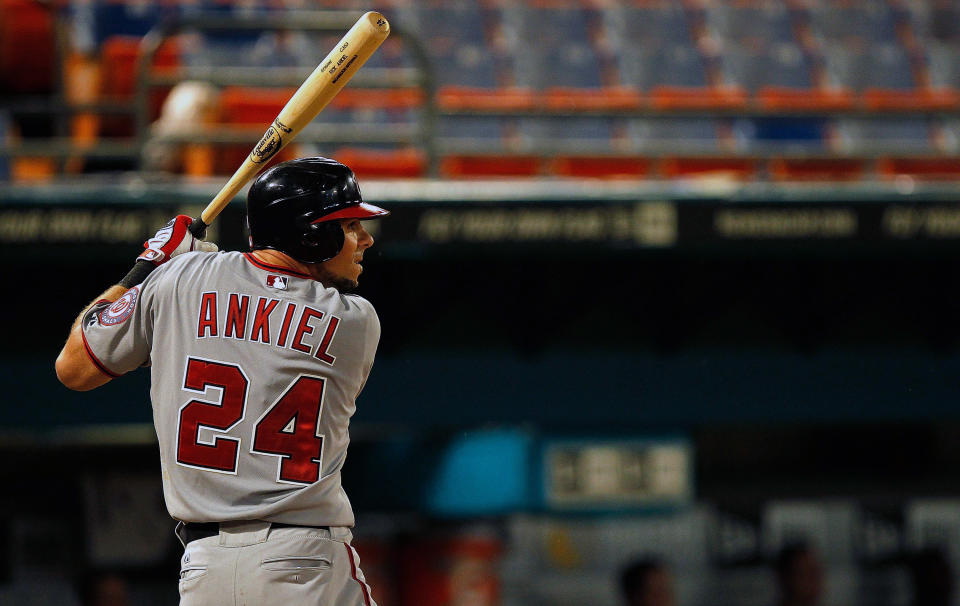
[705,3,796,45]
[733,117,828,153]
[619,44,710,91]
[836,117,935,153]
[822,42,917,91]
[719,41,814,92]
[517,117,623,155]
[925,41,960,90]
[397,3,525,110]
[807,0,899,45]
[945,119,960,152]
[904,0,960,44]
[518,43,606,90]
[605,3,693,51]
[436,116,510,152]
[630,118,727,152]
[92,0,172,46]
[501,4,600,51]
[406,4,492,47]
[429,43,501,89]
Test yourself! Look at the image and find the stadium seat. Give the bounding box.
[718,41,814,93]
[618,45,712,92]
[903,0,960,45]
[614,29,743,109]
[517,116,626,156]
[924,41,960,91]
[821,40,953,110]
[440,155,541,178]
[650,86,748,110]
[436,115,539,178]
[219,87,296,126]
[549,156,651,179]
[631,118,729,153]
[503,5,627,109]
[835,118,936,154]
[333,147,426,179]
[768,158,866,181]
[98,35,180,137]
[756,87,855,111]
[91,0,171,47]
[0,0,55,94]
[401,4,528,111]
[733,118,829,154]
[705,2,797,46]
[807,1,899,46]
[660,157,756,180]
[877,157,960,180]
[604,3,694,52]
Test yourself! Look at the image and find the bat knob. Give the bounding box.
[188,216,208,239]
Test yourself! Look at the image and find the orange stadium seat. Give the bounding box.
[756,87,856,111]
[0,0,55,94]
[333,147,426,179]
[660,157,756,179]
[99,35,180,137]
[862,88,960,111]
[878,158,960,180]
[650,86,748,110]
[436,87,538,112]
[440,155,542,178]
[219,87,296,125]
[550,156,651,179]
[542,87,643,111]
[769,158,866,181]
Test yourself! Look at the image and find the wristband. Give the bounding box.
[119,259,156,288]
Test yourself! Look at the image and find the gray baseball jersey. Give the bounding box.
[81,250,380,527]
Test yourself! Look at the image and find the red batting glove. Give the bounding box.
[138,215,218,266]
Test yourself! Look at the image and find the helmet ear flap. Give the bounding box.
[299,221,344,263]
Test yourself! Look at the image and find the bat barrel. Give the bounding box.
[197,11,391,229]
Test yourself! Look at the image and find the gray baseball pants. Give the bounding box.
[177,521,377,606]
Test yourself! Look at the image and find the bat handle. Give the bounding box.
[189,216,209,239]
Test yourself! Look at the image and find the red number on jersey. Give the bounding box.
[251,376,326,485]
[177,358,248,472]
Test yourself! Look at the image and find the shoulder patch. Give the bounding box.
[99,286,140,326]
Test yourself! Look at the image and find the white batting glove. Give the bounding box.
[137,215,218,266]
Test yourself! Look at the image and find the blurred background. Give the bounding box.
[2,0,960,605]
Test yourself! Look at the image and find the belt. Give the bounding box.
[176,521,330,545]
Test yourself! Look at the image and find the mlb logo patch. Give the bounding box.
[266,275,288,290]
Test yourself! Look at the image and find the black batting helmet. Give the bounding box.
[246,157,389,263]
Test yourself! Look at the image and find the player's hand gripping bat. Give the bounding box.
[187,10,391,239]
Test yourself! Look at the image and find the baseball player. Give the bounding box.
[55,157,387,606]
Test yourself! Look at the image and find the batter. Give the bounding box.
[56,157,387,606]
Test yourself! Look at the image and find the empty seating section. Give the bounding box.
[12,0,960,180]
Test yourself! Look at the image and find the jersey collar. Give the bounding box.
[243,252,311,279]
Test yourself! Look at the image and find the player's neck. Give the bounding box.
[251,249,314,277]
[250,249,350,289]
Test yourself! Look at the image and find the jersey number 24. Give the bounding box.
[176,357,326,485]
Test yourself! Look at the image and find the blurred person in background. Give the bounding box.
[620,558,675,606]
[774,543,824,606]
[908,547,954,606]
[141,81,220,175]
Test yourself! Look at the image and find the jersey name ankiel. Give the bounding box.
[196,291,339,364]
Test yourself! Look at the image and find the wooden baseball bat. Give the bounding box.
[188,11,390,238]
